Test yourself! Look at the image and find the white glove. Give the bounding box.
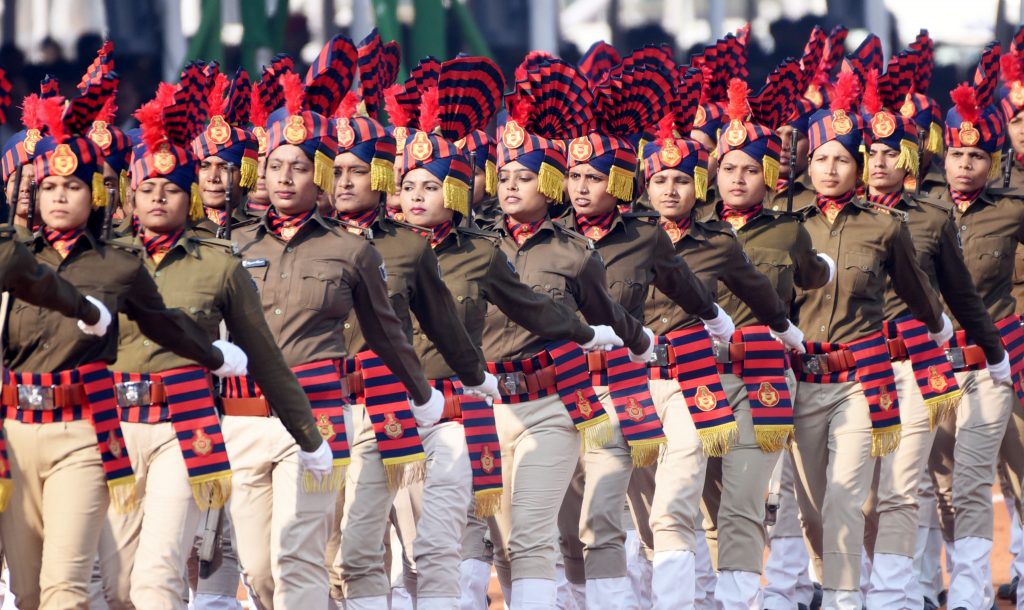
[410,388,445,428]
[927,313,954,346]
[581,325,625,352]
[298,440,333,484]
[702,305,736,343]
[988,351,1013,387]
[211,340,248,378]
[629,327,657,364]
[770,321,807,354]
[77,296,112,337]
[817,252,836,284]
[464,371,499,403]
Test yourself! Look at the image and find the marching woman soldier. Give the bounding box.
[924,49,1024,610]
[857,68,1008,609]
[788,70,948,610]
[558,62,734,609]
[227,37,443,610]
[3,97,44,235]
[95,69,328,610]
[192,67,260,236]
[480,56,651,610]
[396,55,635,610]
[1,83,246,610]
[325,58,502,609]
[680,68,831,609]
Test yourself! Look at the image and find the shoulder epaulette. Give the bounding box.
[194,236,239,254]
[331,218,375,240]
[623,209,661,224]
[913,194,953,213]
[384,216,434,235]
[858,199,909,222]
[986,187,1024,201]
[456,225,501,244]
[107,238,144,255]
[231,217,260,229]
[696,218,736,236]
[771,206,814,221]
[553,223,595,250]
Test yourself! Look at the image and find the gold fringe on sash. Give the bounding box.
[302,463,347,494]
[108,475,139,514]
[0,479,13,513]
[191,472,233,510]
[119,170,129,211]
[576,413,613,452]
[474,489,502,518]
[697,421,738,458]
[925,389,963,430]
[371,157,396,194]
[240,156,259,190]
[538,162,565,202]
[754,425,793,454]
[607,165,634,202]
[383,455,426,491]
[871,425,902,457]
[628,438,665,468]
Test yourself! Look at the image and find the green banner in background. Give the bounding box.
[186,0,224,66]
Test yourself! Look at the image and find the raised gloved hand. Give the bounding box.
[770,321,807,354]
[464,372,500,403]
[927,313,953,347]
[629,327,657,364]
[211,340,248,378]
[988,351,1013,387]
[77,296,112,337]
[817,252,836,284]
[581,325,624,352]
[410,388,445,428]
[702,305,735,343]
[298,440,333,484]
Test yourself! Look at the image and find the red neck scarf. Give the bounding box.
[949,187,983,214]
[1016,152,1024,169]
[505,217,545,246]
[659,216,691,244]
[414,221,453,249]
[720,203,762,231]
[577,211,617,241]
[816,191,855,223]
[266,207,316,240]
[44,227,85,259]
[337,207,379,229]
[775,178,790,192]
[867,190,903,208]
[247,200,271,214]
[140,229,185,264]
[204,207,228,225]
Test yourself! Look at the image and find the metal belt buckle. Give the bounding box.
[17,385,55,411]
[945,347,966,370]
[116,381,152,408]
[496,372,527,396]
[651,344,671,367]
[712,340,731,364]
[800,354,828,375]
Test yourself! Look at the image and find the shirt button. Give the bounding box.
[825,294,832,300]
[344,323,351,329]
[189,306,197,313]
[661,317,669,323]
[820,325,826,332]
[961,225,968,231]
[457,296,464,302]
[280,272,289,279]
[544,284,551,289]
[143,340,151,346]
[286,246,294,253]
[41,342,49,349]
[154,271,161,277]
[830,231,838,237]
[274,308,283,315]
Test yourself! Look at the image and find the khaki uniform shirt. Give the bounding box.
[0,232,99,323]
[234,211,431,405]
[767,172,817,213]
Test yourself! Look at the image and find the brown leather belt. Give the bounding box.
[886,338,909,361]
[441,394,462,420]
[1,383,86,411]
[793,349,857,375]
[586,351,608,372]
[114,380,167,408]
[220,397,272,417]
[341,369,365,397]
[494,365,557,396]
[945,345,987,370]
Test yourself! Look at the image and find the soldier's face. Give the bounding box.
[400,168,453,228]
[332,153,377,215]
[5,163,36,221]
[265,145,319,215]
[1009,114,1024,155]
[101,162,120,212]
[865,143,905,194]
[808,140,859,197]
[690,130,719,177]
[717,150,766,209]
[38,175,92,231]
[198,156,242,209]
[134,177,190,234]
[249,153,270,204]
[647,168,696,221]
[777,125,809,177]
[498,161,550,223]
[472,166,487,208]
[566,164,619,217]
[944,146,992,193]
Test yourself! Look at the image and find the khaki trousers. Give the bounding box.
[460,512,494,564]
[558,386,634,583]
[998,399,1024,520]
[790,381,875,591]
[222,415,335,610]
[701,372,788,574]
[863,360,937,558]
[335,402,402,599]
[98,421,199,610]
[491,393,579,582]
[929,369,1015,541]
[647,378,708,553]
[0,418,109,610]
[768,452,804,539]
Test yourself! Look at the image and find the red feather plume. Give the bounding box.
[725,78,749,121]
[250,81,269,129]
[21,94,45,131]
[95,95,117,124]
[829,71,859,112]
[335,90,359,119]
[1002,54,1023,85]
[862,69,882,115]
[384,84,410,128]
[134,83,177,152]
[38,96,67,142]
[655,113,676,144]
[207,72,229,117]
[418,86,440,134]
[950,83,981,125]
[281,72,305,115]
